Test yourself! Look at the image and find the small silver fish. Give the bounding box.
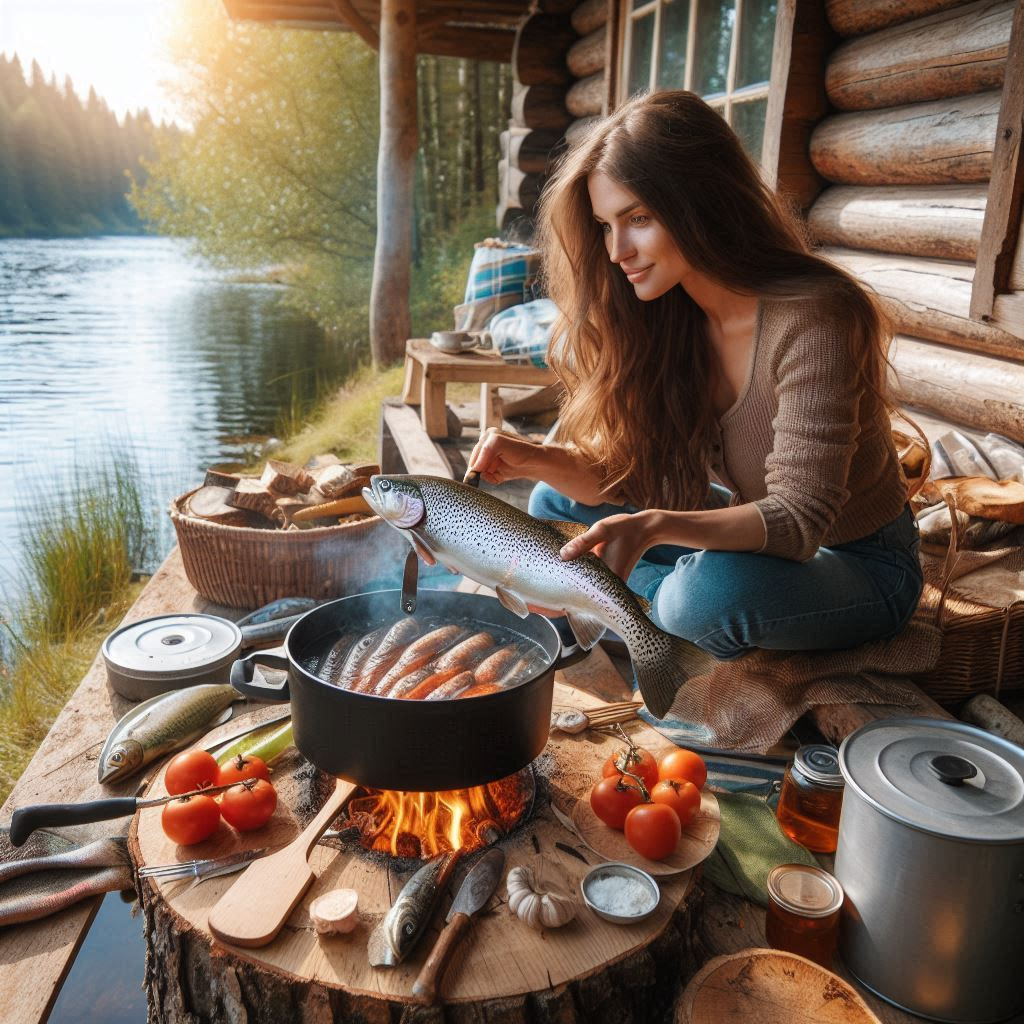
[351,617,421,693]
[99,683,240,784]
[236,597,318,627]
[367,850,459,967]
[364,475,717,717]
[335,625,388,689]
[0,831,133,928]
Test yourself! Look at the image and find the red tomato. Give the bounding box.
[217,754,271,786]
[589,774,645,830]
[602,746,659,790]
[219,778,278,832]
[624,802,682,860]
[165,750,220,796]
[651,778,701,828]
[658,747,707,790]
[161,794,221,846]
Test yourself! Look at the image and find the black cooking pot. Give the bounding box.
[230,589,563,791]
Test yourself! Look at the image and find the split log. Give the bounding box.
[824,246,1024,361]
[260,459,315,496]
[571,0,609,36]
[500,127,564,174]
[825,0,971,38]
[808,185,986,261]
[186,486,263,527]
[230,477,282,520]
[810,90,1000,185]
[511,83,573,131]
[565,115,601,146]
[566,72,605,118]
[567,25,606,79]
[889,334,1024,442]
[512,13,576,87]
[825,0,1013,110]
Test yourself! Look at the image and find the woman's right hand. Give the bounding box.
[466,428,546,485]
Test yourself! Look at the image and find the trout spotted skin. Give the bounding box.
[364,474,717,717]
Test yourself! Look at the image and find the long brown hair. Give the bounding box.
[537,90,892,510]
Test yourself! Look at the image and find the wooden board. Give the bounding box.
[132,680,699,1004]
[677,949,882,1024]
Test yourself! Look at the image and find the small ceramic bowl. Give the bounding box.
[430,330,478,353]
[580,862,661,924]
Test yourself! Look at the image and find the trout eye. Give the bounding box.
[379,480,392,491]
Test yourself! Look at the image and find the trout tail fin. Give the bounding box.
[631,628,717,719]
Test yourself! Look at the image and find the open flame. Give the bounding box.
[345,769,532,859]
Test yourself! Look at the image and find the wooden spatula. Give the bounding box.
[208,778,357,948]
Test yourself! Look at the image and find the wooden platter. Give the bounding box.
[676,949,883,1024]
[131,674,708,1016]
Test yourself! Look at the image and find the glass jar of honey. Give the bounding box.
[775,744,845,853]
[765,863,844,967]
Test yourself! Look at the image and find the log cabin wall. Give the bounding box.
[498,0,614,230]
[809,0,1024,442]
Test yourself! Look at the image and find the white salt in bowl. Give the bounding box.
[581,862,661,924]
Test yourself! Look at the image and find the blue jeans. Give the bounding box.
[529,482,924,660]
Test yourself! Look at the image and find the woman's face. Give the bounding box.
[587,170,690,301]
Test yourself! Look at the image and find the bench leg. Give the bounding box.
[480,384,502,433]
[422,379,450,438]
[401,355,423,406]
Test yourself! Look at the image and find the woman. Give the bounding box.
[467,90,922,678]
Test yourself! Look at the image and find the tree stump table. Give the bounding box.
[131,676,714,1023]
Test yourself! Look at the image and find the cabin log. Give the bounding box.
[971,0,1024,322]
[824,0,973,38]
[565,114,601,145]
[825,0,1012,111]
[889,334,1024,442]
[566,71,606,118]
[500,127,564,174]
[825,246,1024,360]
[571,0,609,36]
[567,25,606,78]
[810,90,1000,185]
[498,159,545,211]
[512,13,576,86]
[808,185,986,260]
[511,83,573,131]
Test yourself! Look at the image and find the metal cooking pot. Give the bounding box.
[835,717,1024,1023]
[230,589,563,792]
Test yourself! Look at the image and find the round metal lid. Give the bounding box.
[102,613,242,681]
[766,864,844,919]
[839,717,1024,843]
[794,744,844,789]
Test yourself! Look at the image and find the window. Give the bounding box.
[620,0,778,161]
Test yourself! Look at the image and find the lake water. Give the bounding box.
[0,235,361,588]
[0,235,360,1020]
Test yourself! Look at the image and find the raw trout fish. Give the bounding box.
[363,474,717,717]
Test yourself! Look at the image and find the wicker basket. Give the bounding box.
[909,544,1024,704]
[169,489,408,609]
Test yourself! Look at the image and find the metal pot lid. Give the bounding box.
[103,613,242,681]
[839,717,1024,843]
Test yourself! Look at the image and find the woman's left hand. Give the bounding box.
[558,511,659,582]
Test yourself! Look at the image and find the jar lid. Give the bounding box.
[102,613,242,682]
[839,717,1024,843]
[793,744,844,789]
[766,864,844,919]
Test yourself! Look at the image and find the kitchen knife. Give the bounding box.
[411,847,505,1004]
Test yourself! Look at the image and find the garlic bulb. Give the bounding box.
[507,864,576,930]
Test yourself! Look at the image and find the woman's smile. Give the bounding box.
[587,170,689,301]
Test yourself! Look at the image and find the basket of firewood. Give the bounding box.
[169,456,407,608]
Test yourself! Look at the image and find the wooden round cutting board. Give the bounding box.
[132,679,711,1022]
[676,949,882,1024]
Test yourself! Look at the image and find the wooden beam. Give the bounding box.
[370,0,416,367]
[825,0,969,38]
[416,25,516,62]
[602,0,619,115]
[329,0,379,48]
[970,0,1024,321]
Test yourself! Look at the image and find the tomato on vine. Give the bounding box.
[624,802,681,860]
[590,774,645,830]
[161,794,221,846]
[217,754,271,787]
[651,778,701,828]
[601,746,659,790]
[165,750,220,796]
[658,748,707,790]
[219,778,277,832]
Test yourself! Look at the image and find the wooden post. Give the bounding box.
[370,0,417,367]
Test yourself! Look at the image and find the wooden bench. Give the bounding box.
[400,338,557,438]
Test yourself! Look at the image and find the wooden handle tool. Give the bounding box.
[410,912,472,1003]
[291,495,372,522]
[208,778,356,948]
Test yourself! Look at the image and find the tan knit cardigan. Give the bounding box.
[709,297,907,561]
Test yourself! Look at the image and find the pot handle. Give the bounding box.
[230,646,291,702]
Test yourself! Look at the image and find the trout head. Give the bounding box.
[100,738,144,784]
[363,475,426,531]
